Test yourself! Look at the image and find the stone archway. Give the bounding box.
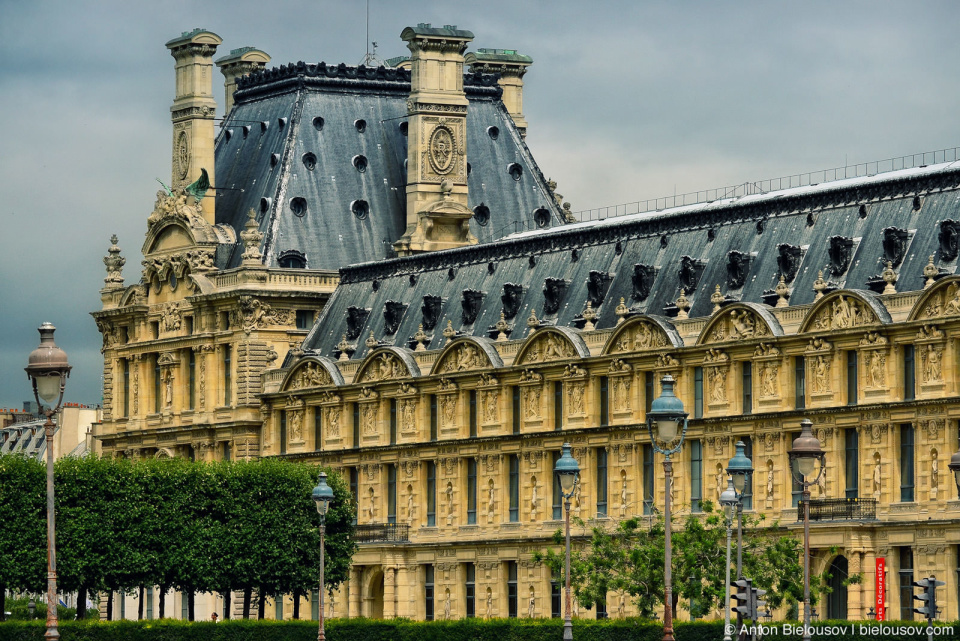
[826,555,848,620]
[364,568,384,619]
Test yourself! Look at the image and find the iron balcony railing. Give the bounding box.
[797,497,877,522]
[354,522,410,543]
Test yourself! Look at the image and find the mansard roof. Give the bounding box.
[212,61,564,270]
[300,161,960,361]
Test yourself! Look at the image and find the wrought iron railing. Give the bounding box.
[354,522,410,543]
[797,498,877,522]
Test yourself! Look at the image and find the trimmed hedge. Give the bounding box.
[0,618,957,641]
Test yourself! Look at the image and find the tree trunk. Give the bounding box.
[77,585,87,620]
[293,589,300,620]
[158,587,165,619]
[257,589,265,619]
[188,590,195,621]
[138,586,144,620]
[242,587,252,619]
[106,590,113,621]
[0,587,6,622]
[223,590,231,620]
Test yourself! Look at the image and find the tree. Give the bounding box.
[0,455,45,620]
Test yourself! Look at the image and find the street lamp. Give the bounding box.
[25,322,71,641]
[726,440,753,580]
[720,477,739,641]
[947,448,960,497]
[28,598,36,620]
[312,472,335,641]
[646,375,689,641]
[788,419,825,641]
[554,443,581,641]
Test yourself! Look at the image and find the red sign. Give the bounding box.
[876,558,886,622]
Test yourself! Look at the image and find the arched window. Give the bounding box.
[277,250,307,269]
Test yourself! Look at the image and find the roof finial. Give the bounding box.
[442,319,457,344]
[413,324,429,351]
[675,288,691,320]
[365,330,379,348]
[337,334,353,362]
[813,270,828,300]
[775,275,790,308]
[882,261,897,295]
[615,297,629,325]
[103,235,125,288]
[582,300,597,331]
[527,309,541,335]
[923,255,939,289]
[710,285,724,314]
[241,209,264,265]
[495,312,510,342]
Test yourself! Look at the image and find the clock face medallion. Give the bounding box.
[176,131,190,180]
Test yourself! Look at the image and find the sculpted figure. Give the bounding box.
[931,450,940,501]
[530,477,540,520]
[814,356,829,393]
[873,455,881,501]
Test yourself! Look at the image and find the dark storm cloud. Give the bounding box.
[1,0,957,406]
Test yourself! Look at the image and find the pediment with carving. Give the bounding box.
[909,277,960,321]
[355,347,421,384]
[515,327,588,365]
[281,357,345,392]
[697,304,782,345]
[799,290,890,333]
[602,315,682,355]
[431,337,503,375]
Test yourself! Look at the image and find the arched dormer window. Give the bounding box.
[278,249,307,269]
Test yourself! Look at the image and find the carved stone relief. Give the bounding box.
[609,320,668,353]
[357,352,407,383]
[288,362,332,390]
[437,341,488,373]
[810,295,876,331]
[519,332,575,364]
[631,264,656,301]
[543,278,568,314]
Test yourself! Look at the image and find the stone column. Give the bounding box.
[348,566,362,619]
[384,566,397,618]
[848,551,863,619]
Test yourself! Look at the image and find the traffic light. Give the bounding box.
[732,578,754,619]
[913,575,944,621]
[753,586,769,620]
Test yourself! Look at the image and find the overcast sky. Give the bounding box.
[1,0,958,408]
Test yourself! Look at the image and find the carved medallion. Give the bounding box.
[421,295,442,331]
[632,264,656,301]
[501,283,523,319]
[678,256,705,292]
[777,244,802,282]
[383,301,407,335]
[939,220,960,261]
[428,125,456,175]
[882,227,909,268]
[461,289,484,325]
[543,278,567,314]
[176,130,190,181]
[726,251,751,289]
[829,236,854,276]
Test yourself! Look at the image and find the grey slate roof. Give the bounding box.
[213,62,564,270]
[299,161,960,361]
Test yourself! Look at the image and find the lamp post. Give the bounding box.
[25,323,71,641]
[311,472,335,641]
[28,598,36,621]
[554,443,581,641]
[726,441,753,581]
[948,448,960,497]
[788,419,826,641]
[646,375,689,641]
[720,477,739,641]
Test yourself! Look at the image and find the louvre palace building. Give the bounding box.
[94,22,960,624]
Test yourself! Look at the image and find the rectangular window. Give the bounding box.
[693,366,703,419]
[847,350,858,405]
[425,565,435,621]
[146,586,154,620]
[596,447,608,517]
[353,404,361,447]
[185,316,193,335]
[314,408,322,452]
[182,593,190,620]
[599,376,609,426]
[467,458,477,525]
[311,590,319,621]
[512,387,521,434]
[275,595,283,620]
[551,569,561,618]
[426,461,437,527]
[741,437,753,510]
[387,464,397,524]
[790,432,802,508]
[507,561,518,618]
[430,395,438,441]
[154,355,161,413]
[122,359,130,418]
[904,345,916,401]
[219,311,230,331]
[223,345,232,406]
[742,362,753,414]
[554,382,563,431]
[644,371,654,413]
[150,321,159,339]
[349,468,358,525]
[900,423,915,502]
[390,399,397,445]
[465,563,476,618]
[844,428,859,499]
[509,454,520,522]
[296,309,314,330]
[469,390,478,437]
[223,441,231,462]
[795,356,806,409]
[552,451,563,520]
[643,444,655,515]
[279,412,287,455]
[596,600,608,620]
[188,351,195,410]
[690,439,703,513]
[899,547,914,621]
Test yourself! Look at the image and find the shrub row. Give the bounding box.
[0,619,957,641]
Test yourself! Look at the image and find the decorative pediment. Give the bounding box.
[697,303,783,345]
[799,290,890,333]
[431,337,503,375]
[908,276,960,321]
[602,315,682,355]
[355,347,421,384]
[515,327,588,365]
[229,296,294,331]
[281,357,345,392]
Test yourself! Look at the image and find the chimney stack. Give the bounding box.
[165,28,222,224]
[394,24,478,256]
[466,49,533,138]
[216,47,271,117]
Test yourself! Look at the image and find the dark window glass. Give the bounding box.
[847,350,858,405]
[509,455,520,522]
[643,444,655,515]
[900,424,915,502]
[469,390,477,437]
[467,459,477,525]
[645,371,655,413]
[188,351,195,410]
[314,408,322,452]
[552,451,562,520]
[693,366,703,419]
[844,429,859,498]
[507,561,518,618]
[122,359,130,418]
[512,387,521,434]
[790,432,802,507]
[223,441,231,462]
[741,437,753,510]
[551,570,561,618]
[154,355,161,413]
[596,448,608,516]
[425,565,435,621]
[795,356,806,409]
[904,345,916,401]
[690,440,703,513]
[390,398,397,445]
[427,462,437,527]
[465,563,476,618]
[223,345,232,405]
[430,394,438,441]
[353,404,360,447]
[554,382,563,431]
[596,600,608,619]
[599,376,609,426]
[387,464,397,524]
[899,547,914,620]
[742,362,753,414]
[279,411,287,455]
[296,309,314,330]
[349,468,358,524]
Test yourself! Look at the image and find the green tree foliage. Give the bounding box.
[535,501,807,619]
[0,455,46,620]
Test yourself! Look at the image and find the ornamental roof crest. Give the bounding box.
[909,276,960,321]
[697,303,782,345]
[798,290,890,333]
[355,347,420,384]
[431,337,503,375]
[515,327,588,365]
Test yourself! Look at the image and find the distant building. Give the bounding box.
[1,403,102,460]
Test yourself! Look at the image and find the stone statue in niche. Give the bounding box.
[530,476,540,520]
[777,244,803,282]
[162,369,174,407]
[829,236,854,276]
[612,376,631,411]
[528,587,536,618]
[678,255,705,292]
[444,589,451,619]
[587,270,613,306]
[930,449,939,501]
[288,409,303,442]
[922,344,943,382]
[882,226,909,267]
[716,464,724,500]
[709,367,728,403]
[618,593,626,618]
[486,588,493,618]
[326,405,341,438]
[421,295,443,330]
[632,264,656,302]
[461,289,484,325]
[760,361,778,397]
[383,300,407,335]
[367,487,376,520]
[939,220,960,261]
[573,482,582,519]
[523,385,542,419]
[726,250,751,289]
[407,485,416,524]
[501,283,523,319]
[440,394,458,428]
[873,454,881,501]
[345,306,370,340]
[400,399,416,432]
[543,278,568,314]
[361,403,378,435]
[619,470,628,517]
[813,355,830,393]
[487,479,496,522]
[867,351,886,387]
[765,460,774,510]
[483,388,499,423]
[446,482,455,525]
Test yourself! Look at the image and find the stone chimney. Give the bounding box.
[393,24,478,256]
[216,47,271,116]
[465,49,533,138]
[165,28,222,224]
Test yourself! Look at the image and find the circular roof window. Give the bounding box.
[534,207,550,228]
[487,126,499,140]
[355,119,367,133]
[290,197,307,217]
[473,203,490,226]
[351,199,369,220]
[508,163,523,181]
[312,116,325,131]
[302,152,317,171]
[353,155,368,173]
